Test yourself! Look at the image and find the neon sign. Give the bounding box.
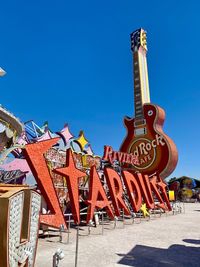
[0,185,41,267]
[103,145,139,165]
[129,134,166,169]
[24,139,171,227]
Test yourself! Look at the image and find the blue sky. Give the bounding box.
[0,1,200,179]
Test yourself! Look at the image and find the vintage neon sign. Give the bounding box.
[0,169,27,183]
[103,145,139,165]
[0,185,41,267]
[53,149,86,224]
[120,29,178,179]
[129,134,166,169]
[24,138,67,229]
[24,140,171,227]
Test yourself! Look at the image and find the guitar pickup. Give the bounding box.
[134,127,147,136]
[134,119,146,127]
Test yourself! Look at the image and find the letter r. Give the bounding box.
[102,146,113,162]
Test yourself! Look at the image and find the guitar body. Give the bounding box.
[120,103,178,179]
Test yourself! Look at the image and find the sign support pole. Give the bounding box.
[75,224,79,267]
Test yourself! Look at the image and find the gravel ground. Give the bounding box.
[35,202,200,267]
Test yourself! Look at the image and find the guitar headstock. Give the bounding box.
[130,28,147,52]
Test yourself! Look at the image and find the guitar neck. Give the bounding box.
[133,44,150,120]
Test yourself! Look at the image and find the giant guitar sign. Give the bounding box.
[120,29,178,179]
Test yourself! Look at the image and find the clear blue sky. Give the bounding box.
[0,1,199,179]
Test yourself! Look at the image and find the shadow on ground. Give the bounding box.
[117,243,200,266]
[39,234,59,239]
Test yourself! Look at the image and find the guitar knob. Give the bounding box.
[148,110,153,116]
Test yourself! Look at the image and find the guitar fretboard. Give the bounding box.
[133,46,150,121]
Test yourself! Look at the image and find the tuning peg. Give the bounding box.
[142,31,147,37]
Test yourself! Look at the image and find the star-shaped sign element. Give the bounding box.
[76,131,89,150]
[84,144,94,155]
[140,203,149,217]
[58,124,74,146]
[53,148,86,224]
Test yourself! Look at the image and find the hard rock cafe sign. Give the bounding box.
[120,28,178,178]
[129,134,166,170]
[103,133,166,170]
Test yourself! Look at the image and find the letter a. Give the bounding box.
[86,166,114,223]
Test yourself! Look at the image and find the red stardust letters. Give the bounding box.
[24,141,171,227]
[104,168,130,216]
[86,166,114,223]
[24,138,67,229]
[121,171,142,212]
[136,173,155,209]
[150,175,171,210]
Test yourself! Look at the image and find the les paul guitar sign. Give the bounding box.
[120,29,178,179]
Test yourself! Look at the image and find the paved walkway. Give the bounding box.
[35,203,200,267]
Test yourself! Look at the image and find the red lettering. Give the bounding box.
[149,176,166,210]
[104,168,130,216]
[143,174,154,206]
[117,151,124,162]
[157,175,172,210]
[137,173,154,209]
[121,171,142,212]
[102,146,113,161]
[86,166,114,223]
[24,138,66,229]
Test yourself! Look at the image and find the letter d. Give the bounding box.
[133,146,139,157]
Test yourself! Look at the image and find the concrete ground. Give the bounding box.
[35,203,200,267]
